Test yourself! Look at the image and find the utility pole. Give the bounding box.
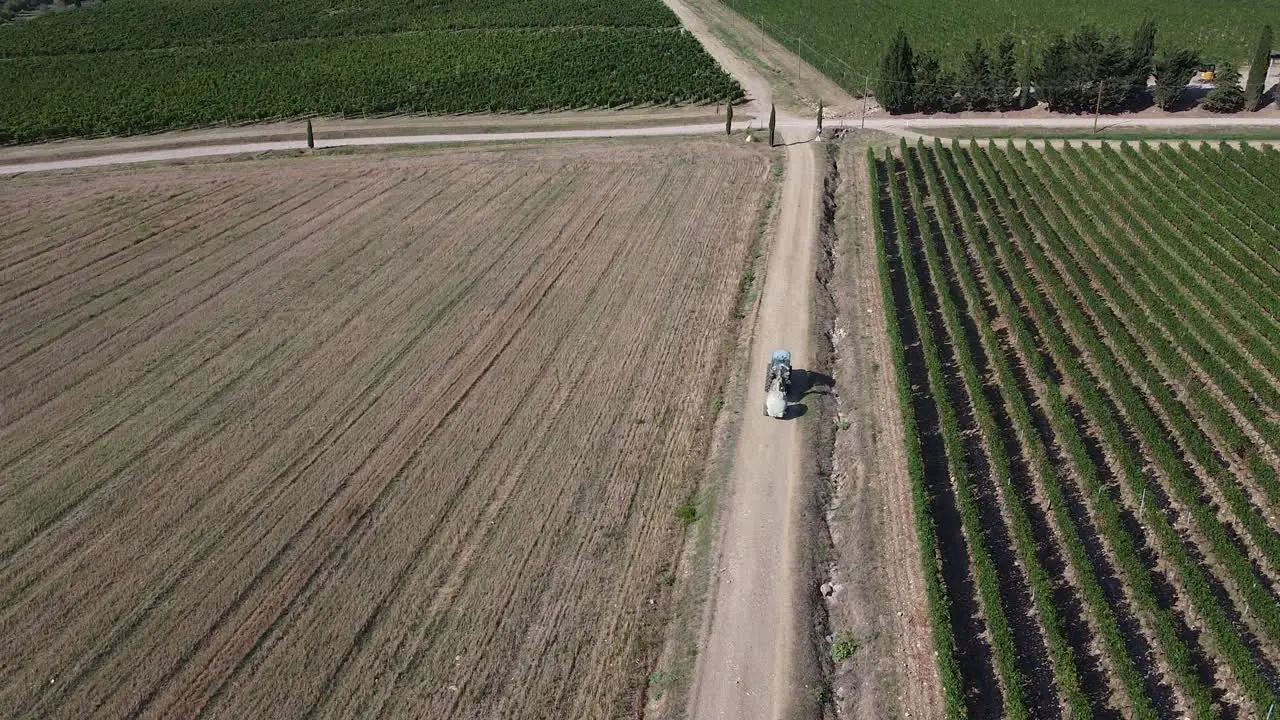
[1093,80,1104,132]
[760,16,764,46]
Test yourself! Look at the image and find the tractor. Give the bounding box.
[763,349,791,418]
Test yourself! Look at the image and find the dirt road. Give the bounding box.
[9,113,1280,176]
[657,0,824,716]
[685,136,818,720]
[0,124,730,175]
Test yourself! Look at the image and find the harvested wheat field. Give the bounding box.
[0,139,773,719]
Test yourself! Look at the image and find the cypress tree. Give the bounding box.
[726,98,733,135]
[1153,48,1201,110]
[961,39,994,111]
[306,119,314,149]
[1204,61,1245,112]
[913,51,954,114]
[817,99,823,132]
[994,36,1017,110]
[1018,42,1034,109]
[1038,26,1134,113]
[875,29,915,114]
[1129,18,1157,97]
[1245,25,1272,111]
[768,104,776,146]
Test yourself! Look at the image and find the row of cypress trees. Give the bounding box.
[876,22,1274,115]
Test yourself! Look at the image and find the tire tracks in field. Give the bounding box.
[0,178,284,371]
[0,173,383,449]
[487,163,718,720]
[0,169,440,576]
[3,163,492,718]
[0,177,340,447]
[559,161,754,720]
[297,172,638,715]
[0,181,211,272]
[0,183,118,254]
[127,163,587,719]
[315,159,733,720]
[191,182,611,719]
[0,175,411,565]
[42,162,503,700]
[2,172,445,712]
[0,182,209,273]
[318,168,652,720]
[0,180,242,309]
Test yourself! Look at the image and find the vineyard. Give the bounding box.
[871,138,1280,718]
[0,0,740,143]
[721,0,1280,92]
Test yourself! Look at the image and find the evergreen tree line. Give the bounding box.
[876,22,1275,115]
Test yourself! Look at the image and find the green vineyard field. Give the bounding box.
[0,0,740,143]
[872,138,1280,718]
[726,0,1280,94]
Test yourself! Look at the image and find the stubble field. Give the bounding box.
[0,138,772,719]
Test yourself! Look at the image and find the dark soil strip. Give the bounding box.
[901,149,1060,720]
[877,159,1003,719]
[958,158,1175,715]
[974,147,1235,711]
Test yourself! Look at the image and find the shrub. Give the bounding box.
[875,29,915,114]
[831,635,858,662]
[1153,48,1201,109]
[1204,61,1245,112]
[676,504,698,525]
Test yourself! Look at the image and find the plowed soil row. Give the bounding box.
[0,138,773,719]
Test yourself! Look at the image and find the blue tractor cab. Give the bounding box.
[763,350,792,417]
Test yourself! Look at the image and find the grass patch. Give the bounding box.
[830,634,858,662]
[676,503,699,526]
[734,268,756,319]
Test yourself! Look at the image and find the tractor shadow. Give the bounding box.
[787,368,834,401]
[778,368,834,421]
[779,403,808,420]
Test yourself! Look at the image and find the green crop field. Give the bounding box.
[723,0,1279,95]
[872,138,1280,718]
[0,0,740,143]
